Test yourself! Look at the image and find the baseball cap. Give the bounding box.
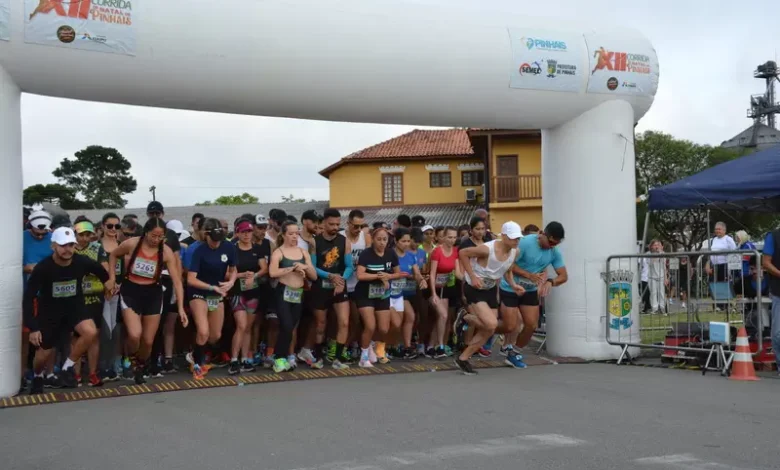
[178,229,191,242]
[74,221,95,234]
[501,221,523,240]
[236,221,253,233]
[146,201,164,213]
[421,225,434,233]
[255,214,268,226]
[51,227,77,245]
[29,210,52,230]
[166,219,185,234]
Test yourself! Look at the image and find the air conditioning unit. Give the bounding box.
[465,188,477,202]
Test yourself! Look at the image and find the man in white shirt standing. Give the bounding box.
[705,222,737,311]
[647,240,668,314]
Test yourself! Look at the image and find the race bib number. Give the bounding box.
[480,277,497,289]
[239,276,259,291]
[82,278,102,294]
[369,283,386,299]
[436,273,453,287]
[206,296,221,312]
[52,280,77,298]
[321,279,334,289]
[115,261,122,276]
[132,258,157,279]
[516,277,537,290]
[390,279,406,296]
[283,286,303,304]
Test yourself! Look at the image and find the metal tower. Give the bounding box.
[746,61,780,146]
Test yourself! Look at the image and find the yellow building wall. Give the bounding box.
[491,207,543,233]
[490,138,541,176]
[327,157,483,208]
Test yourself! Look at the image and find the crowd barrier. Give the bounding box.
[604,249,767,374]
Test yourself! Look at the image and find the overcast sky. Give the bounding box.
[20,0,780,209]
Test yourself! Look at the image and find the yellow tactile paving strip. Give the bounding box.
[2,355,585,409]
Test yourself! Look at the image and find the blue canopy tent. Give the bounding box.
[648,144,780,212]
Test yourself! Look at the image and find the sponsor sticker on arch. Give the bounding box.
[0,0,10,41]
[584,33,659,96]
[24,0,136,55]
[508,28,583,93]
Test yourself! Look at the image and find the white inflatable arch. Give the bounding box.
[0,0,658,397]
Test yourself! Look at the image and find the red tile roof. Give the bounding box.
[320,129,475,177]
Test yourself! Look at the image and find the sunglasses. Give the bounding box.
[104,224,121,230]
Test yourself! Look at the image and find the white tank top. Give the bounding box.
[297,237,309,251]
[340,229,366,292]
[465,240,516,290]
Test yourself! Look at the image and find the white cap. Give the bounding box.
[166,219,184,234]
[29,210,52,230]
[255,214,268,225]
[421,225,435,232]
[501,221,524,240]
[51,227,77,245]
[178,229,191,242]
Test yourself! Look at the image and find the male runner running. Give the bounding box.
[25,227,110,394]
[339,210,371,362]
[300,208,353,370]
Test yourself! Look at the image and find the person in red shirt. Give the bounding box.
[428,227,461,359]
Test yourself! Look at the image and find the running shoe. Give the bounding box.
[134,366,147,385]
[416,343,426,356]
[297,348,316,366]
[425,347,435,358]
[253,352,263,366]
[402,348,418,360]
[359,350,373,368]
[30,376,44,395]
[434,346,447,359]
[101,368,119,382]
[192,364,205,380]
[359,358,374,368]
[75,373,83,387]
[122,356,132,370]
[326,340,337,362]
[146,364,164,379]
[162,359,177,374]
[228,360,241,376]
[378,355,390,365]
[122,367,134,380]
[44,374,62,389]
[453,308,468,339]
[88,373,104,387]
[454,358,477,376]
[212,352,230,368]
[287,355,298,370]
[311,358,324,370]
[368,344,378,364]
[477,347,492,358]
[499,345,513,357]
[273,358,289,373]
[263,357,275,369]
[240,361,256,373]
[505,352,527,369]
[332,359,349,370]
[444,345,454,357]
[60,368,78,388]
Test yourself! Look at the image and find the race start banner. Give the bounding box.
[24,0,136,55]
[0,0,10,41]
[584,33,658,96]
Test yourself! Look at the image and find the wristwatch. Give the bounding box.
[546,279,554,286]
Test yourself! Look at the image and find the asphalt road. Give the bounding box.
[1,364,777,470]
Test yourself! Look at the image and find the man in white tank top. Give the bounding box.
[340,210,371,295]
[454,222,523,375]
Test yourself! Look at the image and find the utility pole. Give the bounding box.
[149,185,156,201]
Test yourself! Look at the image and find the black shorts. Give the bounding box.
[311,284,349,311]
[500,289,540,308]
[83,298,104,329]
[354,296,391,311]
[120,280,164,316]
[37,307,91,350]
[464,284,499,309]
[430,284,458,303]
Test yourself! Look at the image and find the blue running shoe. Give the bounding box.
[505,352,527,369]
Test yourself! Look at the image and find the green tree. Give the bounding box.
[636,131,776,251]
[22,183,90,209]
[196,192,259,206]
[52,145,137,208]
[280,194,306,203]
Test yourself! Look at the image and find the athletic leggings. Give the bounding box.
[274,283,303,360]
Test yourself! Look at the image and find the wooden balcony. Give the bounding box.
[491,174,541,202]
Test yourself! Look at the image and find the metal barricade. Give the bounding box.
[605,249,764,374]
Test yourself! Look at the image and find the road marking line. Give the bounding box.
[635,453,761,470]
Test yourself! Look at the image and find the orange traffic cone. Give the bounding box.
[730,327,759,381]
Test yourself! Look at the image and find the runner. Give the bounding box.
[454,222,523,375]
[185,218,237,379]
[269,221,317,373]
[227,221,268,375]
[252,214,279,367]
[98,212,123,382]
[339,210,371,363]
[107,218,187,384]
[300,208,353,370]
[393,227,423,360]
[354,227,403,368]
[427,227,460,358]
[456,217,488,352]
[498,222,567,367]
[73,220,108,387]
[417,225,436,355]
[25,227,110,394]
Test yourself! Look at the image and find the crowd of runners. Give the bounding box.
[20,203,567,395]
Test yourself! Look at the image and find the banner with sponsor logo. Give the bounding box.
[24,0,136,55]
[508,28,583,93]
[584,33,658,96]
[0,0,10,41]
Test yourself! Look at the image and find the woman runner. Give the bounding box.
[185,218,237,379]
[228,221,268,375]
[354,227,403,368]
[428,227,460,359]
[107,218,188,384]
[392,227,423,360]
[269,221,317,373]
[98,212,123,382]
